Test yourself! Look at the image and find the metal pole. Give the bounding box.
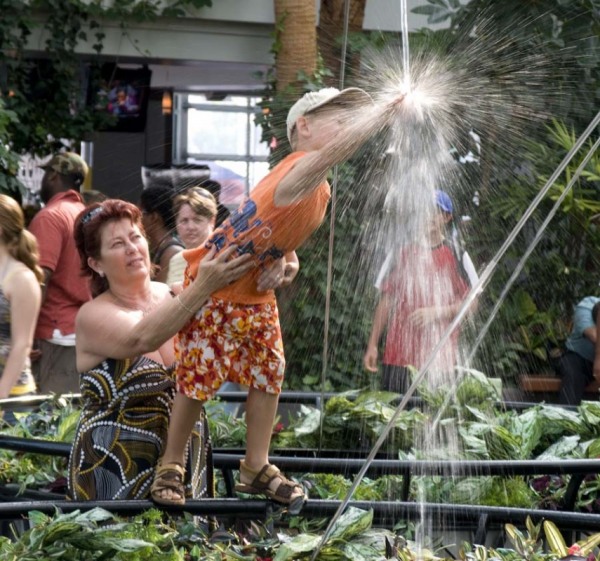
[318,0,353,450]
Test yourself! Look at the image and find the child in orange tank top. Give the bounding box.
[152,87,405,510]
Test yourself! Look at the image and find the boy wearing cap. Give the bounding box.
[29,152,92,394]
[364,190,478,393]
[152,87,403,508]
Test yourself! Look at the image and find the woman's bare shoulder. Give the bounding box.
[76,292,119,326]
[2,263,41,297]
[3,261,31,282]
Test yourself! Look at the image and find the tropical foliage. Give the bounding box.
[469,117,600,377]
[413,0,600,130]
[258,1,600,391]
[5,379,600,512]
[0,0,213,161]
[0,505,410,560]
[0,98,24,199]
[3,505,600,560]
[0,396,77,492]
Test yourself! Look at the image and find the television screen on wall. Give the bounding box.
[93,64,152,132]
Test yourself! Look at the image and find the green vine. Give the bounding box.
[0,98,24,199]
[0,0,213,169]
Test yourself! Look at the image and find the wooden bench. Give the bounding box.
[518,374,600,394]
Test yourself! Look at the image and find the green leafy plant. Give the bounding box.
[471,119,600,378]
[0,396,79,492]
[503,517,547,561]
[272,389,426,453]
[0,508,159,560]
[0,98,25,200]
[7,389,600,513]
[0,0,213,158]
[0,505,405,561]
[544,518,600,559]
[8,506,600,561]
[203,400,247,449]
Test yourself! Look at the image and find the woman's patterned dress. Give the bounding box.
[68,356,211,500]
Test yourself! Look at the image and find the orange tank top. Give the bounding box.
[184,152,331,304]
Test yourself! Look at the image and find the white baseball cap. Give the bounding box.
[286,87,372,143]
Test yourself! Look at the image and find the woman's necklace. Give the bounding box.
[111,292,154,316]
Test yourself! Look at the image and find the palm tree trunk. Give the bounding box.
[318,0,367,86]
[273,0,317,97]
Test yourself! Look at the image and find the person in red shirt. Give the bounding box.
[29,152,91,394]
[364,190,478,394]
[151,87,405,509]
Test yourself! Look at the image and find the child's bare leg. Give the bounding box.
[154,392,205,502]
[243,386,279,471]
[239,387,305,504]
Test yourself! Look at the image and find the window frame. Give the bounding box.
[172,91,269,198]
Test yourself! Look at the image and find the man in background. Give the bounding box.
[559,296,599,405]
[29,152,91,394]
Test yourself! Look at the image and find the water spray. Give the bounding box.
[309,100,600,561]
[466,132,600,366]
[426,130,600,440]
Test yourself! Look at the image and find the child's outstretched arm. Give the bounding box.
[364,293,391,372]
[275,96,404,207]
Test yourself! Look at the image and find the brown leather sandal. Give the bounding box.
[235,460,306,510]
[150,460,186,506]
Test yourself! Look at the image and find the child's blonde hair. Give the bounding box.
[173,187,218,220]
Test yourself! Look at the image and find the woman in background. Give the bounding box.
[0,194,43,399]
[139,185,184,283]
[167,187,217,287]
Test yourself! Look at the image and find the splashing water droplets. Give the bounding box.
[310,4,580,557]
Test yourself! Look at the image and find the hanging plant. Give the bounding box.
[0,97,25,199]
[0,0,213,157]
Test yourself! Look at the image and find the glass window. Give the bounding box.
[173,93,269,208]
[187,108,249,155]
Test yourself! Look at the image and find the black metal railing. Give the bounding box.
[0,433,598,510]
[0,392,592,545]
